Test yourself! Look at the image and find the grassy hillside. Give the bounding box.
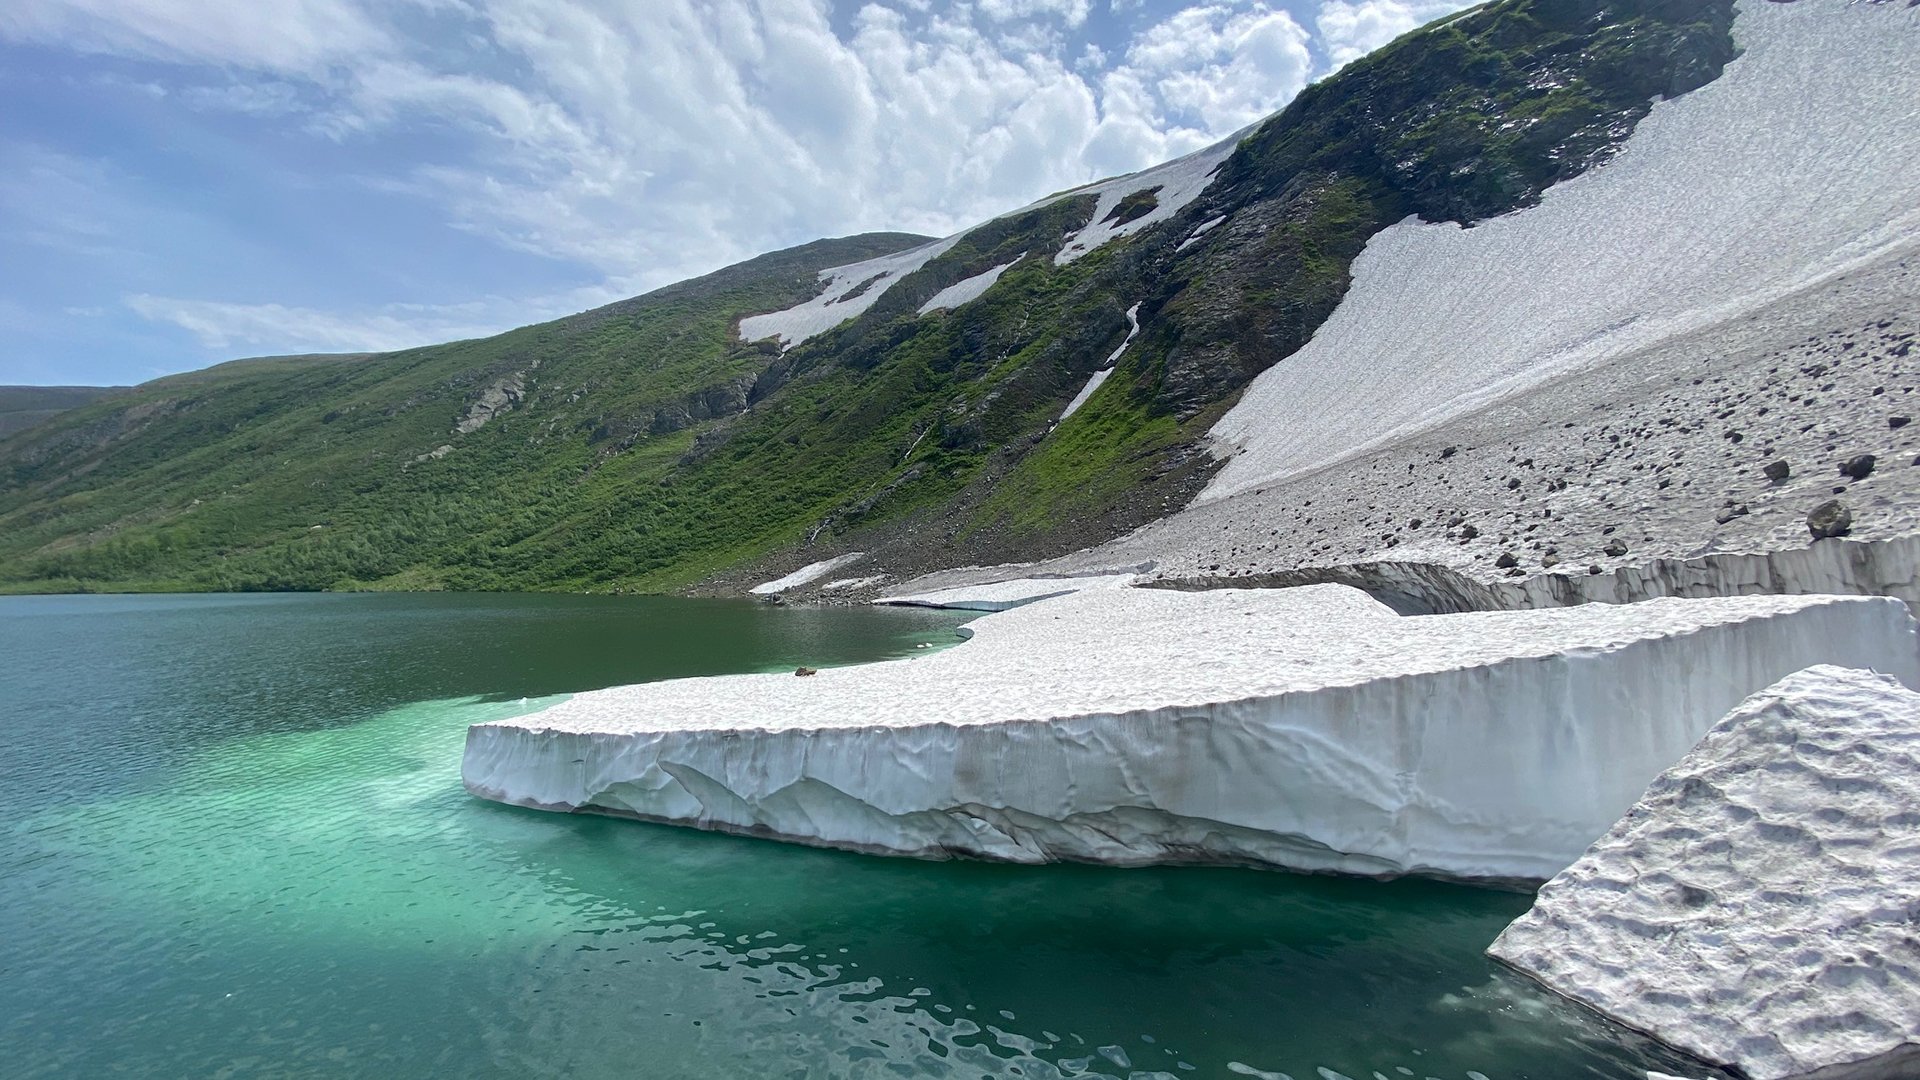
[0,234,930,592]
[0,0,1736,594]
[0,386,128,439]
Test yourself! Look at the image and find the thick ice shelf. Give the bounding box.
[464,586,1920,880]
[1491,666,1920,1080]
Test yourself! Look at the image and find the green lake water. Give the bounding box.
[0,592,1716,1079]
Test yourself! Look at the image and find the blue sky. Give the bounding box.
[0,0,1466,386]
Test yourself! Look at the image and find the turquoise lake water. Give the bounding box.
[0,592,1718,1079]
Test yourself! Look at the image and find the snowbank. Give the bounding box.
[1205,0,1920,501]
[1176,214,1227,253]
[817,575,886,592]
[749,553,865,595]
[1056,369,1113,425]
[1147,535,1920,616]
[1056,302,1139,424]
[1051,136,1238,265]
[876,572,1137,611]
[739,238,959,349]
[1491,666,1920,1080]
[918,257,1020,315]
[463,586,1919,880]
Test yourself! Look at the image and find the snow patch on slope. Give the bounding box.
[1177,214,1227,253]
[1057,370,1113,424]
[749,553,866,595]
[1052,135,1239,265]
[739,237,960,348]
[1492,666,1920,1080]
[918,257,1021,315]
[876,571,1138,611]
[463,586,1920,880]
[1204,0,1920,502]
[1055,302,1140,425]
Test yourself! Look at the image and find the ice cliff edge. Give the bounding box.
[464,586,1920,881]
[1491,666,1920,1079]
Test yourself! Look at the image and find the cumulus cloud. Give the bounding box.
[123,285,624,353]
[0,0,392,74]
[1315,0,1475,69]
[975,0,1093,24]
[3,0,1460,359]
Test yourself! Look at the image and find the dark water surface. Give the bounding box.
[0,592,1709,1079]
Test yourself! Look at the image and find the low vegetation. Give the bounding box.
[0,0,1736,594]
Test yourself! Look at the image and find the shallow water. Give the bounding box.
[0,592,1714,1079]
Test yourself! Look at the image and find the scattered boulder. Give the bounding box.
[1891,415,1911,429]
[1494,551,1518,569]
[1806,500,1853,539]
[1839,454,1877,480]
[1763,459,1791,483]
[1459,524,1480,540]
[1490,667,1920,1080]
[1602,539,1629,557]
[1713,504,1749,525]
[794,667,818,677]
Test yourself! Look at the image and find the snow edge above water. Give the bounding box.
[463,587,1920,881]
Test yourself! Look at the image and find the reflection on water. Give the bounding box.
[0,594,1717,1079]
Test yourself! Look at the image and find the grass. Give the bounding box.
[0,0,1736,594]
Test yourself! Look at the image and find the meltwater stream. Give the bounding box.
[0,593,1716,1079]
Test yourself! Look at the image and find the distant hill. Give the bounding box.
[0,386,128,439]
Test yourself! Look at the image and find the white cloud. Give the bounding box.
[0,0,393,74]
[1315,0,1475,69]
[1087,3,1313,173]
[975,0,1093,26]
[4,0,1431,362]
[123,285,625,353]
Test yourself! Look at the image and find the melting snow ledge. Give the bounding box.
[463,585,1919,880]
[749,553,865,595]
[1492,666,1920,1080]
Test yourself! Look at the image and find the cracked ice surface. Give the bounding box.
[1205,0,1920,502]
[1492,666,1920,1080]
[463,586,1920,880]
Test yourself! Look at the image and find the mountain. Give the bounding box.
[5,0,1911,598]
[0,385,128,440]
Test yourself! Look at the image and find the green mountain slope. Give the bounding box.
[0,0,1735,595]
[0,386,129,439]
